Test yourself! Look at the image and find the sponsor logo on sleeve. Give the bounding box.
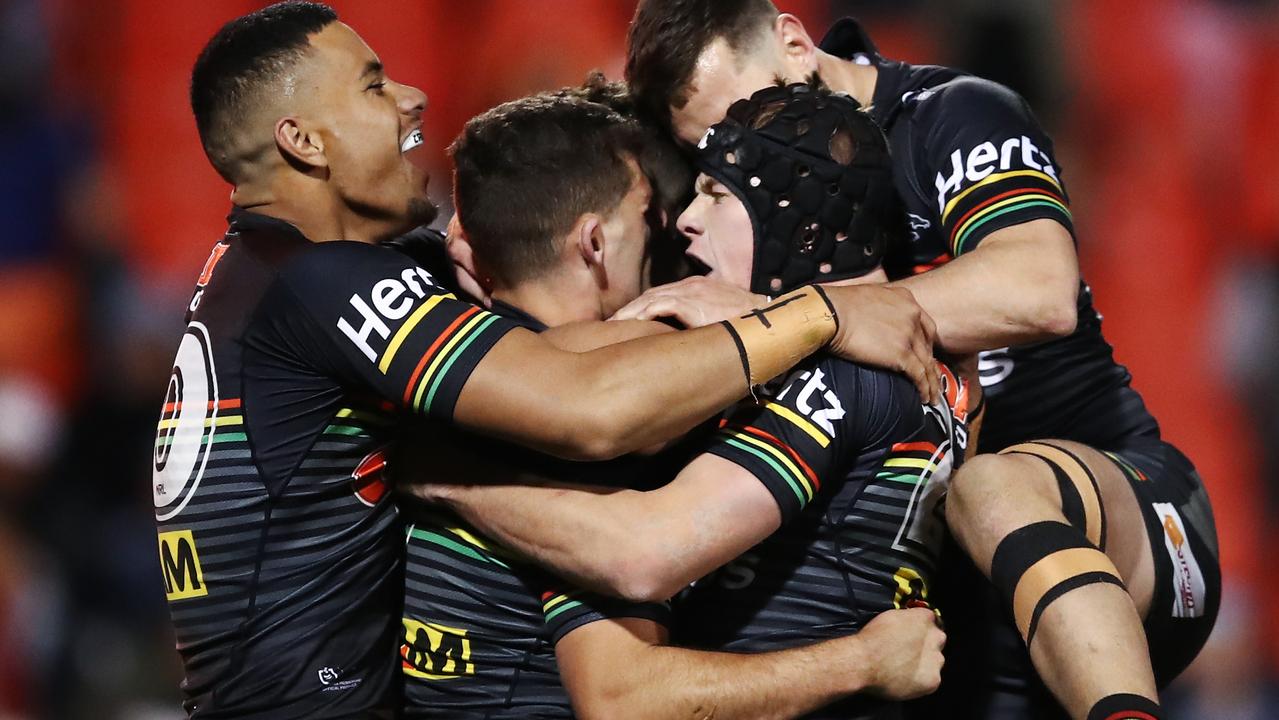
[336,266,442,363]
[934,136,1060,213]
[774,367,846,442]
[1153,503,1206,618]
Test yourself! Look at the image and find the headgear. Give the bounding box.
[694,82,904,295]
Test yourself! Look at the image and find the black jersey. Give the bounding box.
[400,301,670,720]
[819,19,1159,453]
[674,358,974,720]
[151,209,518,719]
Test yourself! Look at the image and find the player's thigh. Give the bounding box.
[945,451,1065,572]
[1029,440,1155,617]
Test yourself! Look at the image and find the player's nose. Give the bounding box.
[676,200,704,242]
[394,81,428,122]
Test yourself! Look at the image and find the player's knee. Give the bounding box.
[947,454,1031,523]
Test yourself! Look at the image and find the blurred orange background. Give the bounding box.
[1,0,1276,717]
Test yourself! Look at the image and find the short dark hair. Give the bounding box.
[191,1,338,182]
[451,94,646,287]
[626,0,779,131]
[551,73,695,278]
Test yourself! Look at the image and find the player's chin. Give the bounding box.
[407,196,439,227]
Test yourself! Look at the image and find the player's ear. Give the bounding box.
[446,218,494,307]
[776,14,818,78]
[275,116,328,173]
[576,214,608,288]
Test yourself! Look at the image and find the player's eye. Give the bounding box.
[367,81,387,94]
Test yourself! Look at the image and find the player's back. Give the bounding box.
[153,211,517,719]
[675,355,973,720]
[398,301,671,719]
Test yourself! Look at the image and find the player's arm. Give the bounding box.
[453,283,936,461]
[293,243,935,460]
[423,452,782,601]
[555,611,945,720]
[418,359,865,602]
[890,79,1081,354]
[892,219,1078,354]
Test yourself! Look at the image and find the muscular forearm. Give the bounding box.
[892,220,1079,354]
[561,622,871,720]
[455,287,836,461]
[427,482,693,601]
[539,318,673,352]
[590,642,864,720]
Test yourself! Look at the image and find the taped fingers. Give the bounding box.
[991,520,1126,646]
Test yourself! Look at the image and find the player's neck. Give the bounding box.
[231,177,398,245]
[492,276,603,328]
[815,50,878,108]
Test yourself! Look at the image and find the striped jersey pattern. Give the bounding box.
[838,45,1161,453]
[398,303,669,719]
[683,358,973,719]
[153,211,516,719]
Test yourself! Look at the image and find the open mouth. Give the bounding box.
[401,128,425,154]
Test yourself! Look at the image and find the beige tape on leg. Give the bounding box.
[1012,546,1123,643]
[1000,442,1105,548]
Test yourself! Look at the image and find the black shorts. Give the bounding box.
[1108,438,1221,686]
[904,437,1221,720]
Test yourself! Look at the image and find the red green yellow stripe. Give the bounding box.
[419,314,502,412]
[541,589,584,623]
[401,306,481,406]
[763,402,830,448]
[952,193,1070,255]
[720,425,818,505]
[940,169,1064,223]
[379,295,451,374]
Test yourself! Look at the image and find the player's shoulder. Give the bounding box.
[784,353,918,417]
[907,73,1031,125]
[278,240,451,302]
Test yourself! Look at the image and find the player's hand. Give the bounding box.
[822,284,940,403]
[856,607,946,701]
[610,276,765,327]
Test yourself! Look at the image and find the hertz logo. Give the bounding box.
[400,619,473,680]
[158,529,208,601]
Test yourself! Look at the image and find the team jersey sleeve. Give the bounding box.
[702,356,885,524]
[277,241,520,420]
[912,77,1074,257]
[539,582,671,645]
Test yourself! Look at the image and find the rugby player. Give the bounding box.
[399,89,946,720]
[618,2,1221,719]
[157,2,943,717]
[414,82,968,720]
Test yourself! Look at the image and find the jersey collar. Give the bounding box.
[819,18,908,129]
[818,17,882,61]
[488,299,549,333]
[227,207,310,243]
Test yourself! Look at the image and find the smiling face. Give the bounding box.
[301,22,435,233]
[677,173,755,290]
